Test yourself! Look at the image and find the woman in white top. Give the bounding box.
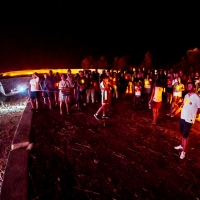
[29,72,40,111]
[149,79,164,124]
[58,74,71,115]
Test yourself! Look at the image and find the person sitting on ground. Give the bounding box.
[167,98,183,117]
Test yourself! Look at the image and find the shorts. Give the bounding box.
[30,91,40,99]
[151,101,162,109]
[173,91,182,97]
[59,94,69,102]
[180,119,192,138]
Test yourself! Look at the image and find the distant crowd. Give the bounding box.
[29,67,200,159]
[28,67,200,116]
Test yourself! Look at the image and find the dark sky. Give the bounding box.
[0,2,199,73]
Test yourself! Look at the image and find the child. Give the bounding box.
[133,82,142,105]
[94,76,110,120]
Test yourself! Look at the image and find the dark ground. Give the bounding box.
[0,93,27,191]
[28,97,200,200]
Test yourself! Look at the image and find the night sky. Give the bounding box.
[0,3,199,73]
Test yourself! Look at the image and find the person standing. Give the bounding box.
[58,74,71,115]
[94,76,110,120]
[149,79,164,124]
[174,82,200,159]
[45,70,56,110]
[29,72,40,111]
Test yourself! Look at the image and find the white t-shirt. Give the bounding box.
[135,85,142,96]
[181,93,200,123]
[30,77,40,91]
[153,87,163,102]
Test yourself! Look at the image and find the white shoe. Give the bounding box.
[174,145,183,150]
[180,151,186,159]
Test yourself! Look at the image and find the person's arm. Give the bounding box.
[149,86,155,103]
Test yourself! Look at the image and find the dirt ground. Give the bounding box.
[28,97,200,200]
[0,93,27,192]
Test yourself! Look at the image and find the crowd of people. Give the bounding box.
[29,67,200,159]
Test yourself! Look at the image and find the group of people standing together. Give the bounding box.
[29,67,200,159]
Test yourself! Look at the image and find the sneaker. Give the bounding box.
[174,145,183,150]
[102,115,109,119]
[83,103,86,106]
[171,115,174,118]
[94,114,100,120]
[167,113,171,116]
[180,151,186,159]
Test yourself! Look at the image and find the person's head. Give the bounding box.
[187,82,195,93]
[136,82,140,86]
[67,69,71,75]
[49,70,53,76]
[61,74,66,80]
[178,77,181,83]
[44,73,47,78]
[79,71,84,77]
[32,72,38,78]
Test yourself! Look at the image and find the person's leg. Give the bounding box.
[152,108,157,124]
[75,90,80,107]
[96,105,104,115]
[103,104,107,116]
[60,101,63,115]
[91,89,95,103]
[35,98,39,109]
[48,98,52,110]
[65,98,69,114]
[181,137,187,152]
[86,89,90,104]
[30,99,35,109]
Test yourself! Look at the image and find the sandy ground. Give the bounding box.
[28,97,200,200]
[0,93,28,192]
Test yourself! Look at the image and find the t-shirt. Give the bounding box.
[30,77,40,91]
[144,79,152,88]
[59,80,70,96]
[135,85,142,96]
[153,87,163,102]
[181,93,200,124]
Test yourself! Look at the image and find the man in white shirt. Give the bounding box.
[174,82,200,159]
[29,72,40,111]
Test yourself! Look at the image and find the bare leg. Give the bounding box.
[30,99,35,109]
[35,99,39,109]
[65,100,69,114]
[103,105,107,116]
[181,137,187,152]
[60,101,63,115]
[96,105,104,115]
[48,98,52,110]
